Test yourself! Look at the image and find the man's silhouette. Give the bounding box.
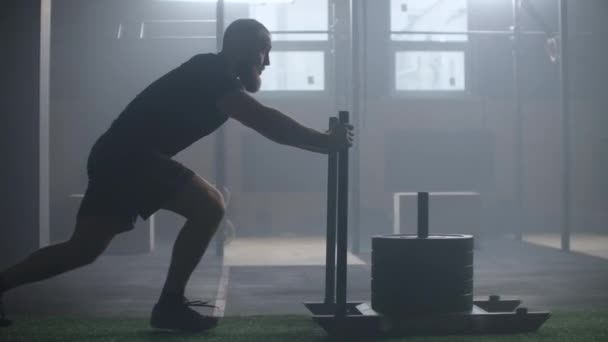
[0,19,353,332]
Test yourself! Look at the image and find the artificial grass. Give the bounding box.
[0,311,607,342]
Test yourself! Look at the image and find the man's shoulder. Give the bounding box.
[190,52,216,61]
[184,53,241,91]
[182,53,233,77]
[185,53,221,68]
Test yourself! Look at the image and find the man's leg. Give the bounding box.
[150,174,225,331]
[160,175,225,299]
[0,218,118,294]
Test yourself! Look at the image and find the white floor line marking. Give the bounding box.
[213,265,230,317]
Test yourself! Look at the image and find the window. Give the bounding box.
[395,51,465,91]
[391,0,468,92]
[261,51,325,91]
[228,0,329,91]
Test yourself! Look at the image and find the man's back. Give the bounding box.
[97,53,241,157]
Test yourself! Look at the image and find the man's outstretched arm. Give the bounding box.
[217,90,340,154]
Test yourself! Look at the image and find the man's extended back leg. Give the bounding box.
[0,217,119,295]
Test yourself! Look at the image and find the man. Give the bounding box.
[0,18,353,332]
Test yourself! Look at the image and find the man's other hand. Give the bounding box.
[328,123,354,152]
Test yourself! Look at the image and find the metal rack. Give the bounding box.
[305,116,551,336]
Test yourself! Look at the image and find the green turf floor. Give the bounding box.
[1,311,607,342]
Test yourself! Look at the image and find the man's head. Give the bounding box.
[221,19,271,93]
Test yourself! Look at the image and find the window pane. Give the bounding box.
[261,51,325,91]
[247,0,328,41]
[391,0,468,42]
[395,51,465,91]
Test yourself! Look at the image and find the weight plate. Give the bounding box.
[371,292,473,316]
[372,251,473,269]
[372,263,473,277]
[371,261,474,276]
[372,235,474,254]
[372,267,473,291]
[372,234,474,242]
[372,278,474,297]
[371,279,474,295]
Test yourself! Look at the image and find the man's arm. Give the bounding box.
[217,90,331,153]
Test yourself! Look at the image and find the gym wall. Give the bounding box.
[0,0,41,267]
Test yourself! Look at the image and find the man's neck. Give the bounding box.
[217,51,238,78]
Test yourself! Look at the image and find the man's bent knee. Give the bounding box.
[204,196,225,225]
[188,197,225,230]
[163,175,226,225]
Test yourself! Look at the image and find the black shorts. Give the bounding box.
[77,148,195,233]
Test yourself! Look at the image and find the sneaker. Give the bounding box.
[0,294,12,327]
[150,297,218,332]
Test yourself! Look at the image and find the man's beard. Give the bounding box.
[237,63,262,93]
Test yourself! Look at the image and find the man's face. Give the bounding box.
[236,31,271,93]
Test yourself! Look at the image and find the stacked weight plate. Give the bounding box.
[371,234,474,316]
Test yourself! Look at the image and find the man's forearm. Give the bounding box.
[219,91,330,152]
[293,143,329,154]
[253,106,329,152]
